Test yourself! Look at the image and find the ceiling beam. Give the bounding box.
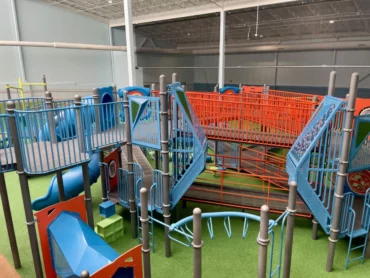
[109,0,298,27]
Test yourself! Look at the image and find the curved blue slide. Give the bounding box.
[32,153,100,211]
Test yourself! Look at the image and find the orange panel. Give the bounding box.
[34,195,87,278]
[92,245,143,278]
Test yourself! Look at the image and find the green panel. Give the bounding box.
[356,121,370,147]
[131,101,140,123]
[177,90,192,124]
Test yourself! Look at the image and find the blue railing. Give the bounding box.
[53,100,75,109]
[118,168,129,207]
[14,106,92,174]
[287,96,347,233]
[169,82,207,208]
[348,114,370,172]
[0,115,15,173]
[0,97,45,113]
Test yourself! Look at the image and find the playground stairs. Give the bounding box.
[286,95,370,269]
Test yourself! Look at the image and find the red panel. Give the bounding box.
[104,149,119,191]
[128,91,144,96]
[92,245,143,278]
[34,195,87,278]
[355,98,370,116]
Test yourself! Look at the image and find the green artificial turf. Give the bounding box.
[1,171,370,278]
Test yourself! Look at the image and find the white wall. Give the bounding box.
[0,0,114,99]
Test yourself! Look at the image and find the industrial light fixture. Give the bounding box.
[108,0,113,4]
[329,20,335,24]
[187,33,191,36]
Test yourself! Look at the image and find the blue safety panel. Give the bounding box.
[48,211,119,277]
[287,96,345,180]
[129,96,161,150]
[219,86,240,94]
[348,114,370,172]
[168,82,207,209]
[286,96,347,234]
[118,86,151,98]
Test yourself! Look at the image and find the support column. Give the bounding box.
[74,95,86,153]
[45,91,57,144]
[123,91,137,238]
[82,163,94,229]
[140,188,151,278]
[218,10,225,88]
[56,171,65,202]
[42,75,47,92]
[283,181,297,278]
[0,173,21,268]
[93,88,101,133]
[326,73,359,272]
[6,86,11,100]
[123,0,136,86]
[193,208,203,278]
[100,151,108,202]
[257,205,270,278]
[7,101,43,278]
[328,71,336,96]
[312,218,319,240]
[159,75,171,257]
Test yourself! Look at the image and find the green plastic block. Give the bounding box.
[95,214,124,243]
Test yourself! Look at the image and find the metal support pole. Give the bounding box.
[117,146,123,169]
[123,91,137,238]
[113,85,119,120]
[82,163,94,229]
[100,151,108,202]
[283,181,297,278]
[80,270,90,278]
[172,72,177,83]
[257,205,270,278]
[6,86,11,99]
[93,88,101,134]
[56,171,65,202]
[151,83,156,92]
[326,73,359,272]
[74,95,86,153]
[123,0,136,86]
[45,91,57,144]
[7,101,44,278]
[42,75,47,92]
[160,74,171,257]
[0,173,21,269]
[140,188,151,278]
[328,71,336,96]
[193,208,202,278]
[312,218,319,240]
[218,10,225,88]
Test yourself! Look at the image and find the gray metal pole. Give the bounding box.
[82,162,94,229]
[80,270,90,278]
[151,83,156,91]
[100,151,108,202]
[311,218,319,240]
[6,85,11,100]
[172,72,177,83]
[93,88,101,134]
[326,73,359,272]
[74,95,86,153]
[283,181,297,278]
[0,173,21,268]
[214,84,219,92]
[45,91,57,144]
[140,188,152,278]
[160,74,171,257]
[42,75,47,92]
[123,90,137,238]
[7,101,44,278]
[193,208,202,278]
[328,71,336,96]
[56,171,65,202]
[257,205,270,278]
[113,85,119,123]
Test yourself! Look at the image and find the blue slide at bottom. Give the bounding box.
[32,154,100,211]
[48,211,118,277]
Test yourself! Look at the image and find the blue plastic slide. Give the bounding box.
[48,211,118,277]
[32,153,100,211]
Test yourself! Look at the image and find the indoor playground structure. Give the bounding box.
[1,71,370,278]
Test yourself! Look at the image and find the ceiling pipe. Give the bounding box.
[0,41,126,51]
[2,40,370,55]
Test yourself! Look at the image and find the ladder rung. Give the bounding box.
[350,244,366,251]
[348,256,364,263]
